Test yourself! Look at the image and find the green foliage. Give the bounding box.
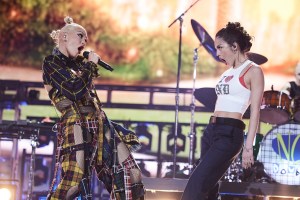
[0,0,216,83]
[0,0,68,67]
[97,31,198,83]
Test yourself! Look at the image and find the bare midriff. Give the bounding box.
[213,111,243,120]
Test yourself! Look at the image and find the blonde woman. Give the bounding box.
[42,16,145,200]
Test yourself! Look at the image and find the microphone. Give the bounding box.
[83,51,114,71]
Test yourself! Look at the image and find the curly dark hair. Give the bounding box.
[216,22,253,53]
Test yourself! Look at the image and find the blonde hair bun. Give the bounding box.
[64,16,74,24]
[49,30,60,46]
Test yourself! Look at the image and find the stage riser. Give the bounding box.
[20,178,300,200]
[143,178,300,199]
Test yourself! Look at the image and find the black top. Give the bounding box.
[289,81,300,98]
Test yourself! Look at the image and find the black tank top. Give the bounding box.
[289,81,300,98]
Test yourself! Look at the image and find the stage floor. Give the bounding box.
[143,177,300,199]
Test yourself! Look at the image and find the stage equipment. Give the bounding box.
[189,19,223,174]
[191,19,222,62]
[143,177,300,199]
[222,133,264,183]
[186,47,199,174]
[83,51,114,71]
[191,20,268,65]
[0,120,54,199]
[20,152,53,200]
[168,0,200,178]
[194,87,217,111]
[133,123,153,153]
[260,90,291,124]
[257,123,300,185]
[246,52,268,65]
[0,120,54,139]
[0,182,17,200]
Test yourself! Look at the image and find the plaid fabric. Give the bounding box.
[42,48,99,101]
[111,121,141,152]
[44,48,144,199]
[74,118,104,165]
[49,153,84,199]
[48,118,145,200]
[96,153,145,200]
[114,154,139,200]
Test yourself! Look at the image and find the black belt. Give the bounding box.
[209,116,245,130]
[60,142,93,155]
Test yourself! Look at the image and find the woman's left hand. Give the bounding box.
[242,146,254,169]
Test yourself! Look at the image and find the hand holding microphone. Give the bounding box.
[83,51,114,71]
[85,50,99,64]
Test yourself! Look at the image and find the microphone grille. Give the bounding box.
[83,51,89,58]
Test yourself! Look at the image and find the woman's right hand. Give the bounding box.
[242,146,254,169]
[88,51,100,65]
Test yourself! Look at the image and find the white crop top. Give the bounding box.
[214,60,257,115]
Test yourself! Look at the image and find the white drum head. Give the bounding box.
[257,123,300,185]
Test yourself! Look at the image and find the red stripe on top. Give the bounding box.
[239,64,253,88]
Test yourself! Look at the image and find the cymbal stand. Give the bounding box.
[27,131,39,200]
[188,47,199,174]
[168,0,201,178]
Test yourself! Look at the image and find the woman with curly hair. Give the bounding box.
[181,22,265,200]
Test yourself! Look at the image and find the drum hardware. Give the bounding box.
[241,161,275,183]
[191,19,268,65]
[187,47,199,174]
[245,52,268,65]
[260,90,291,125]
[27,133,39,200]
[190,19,222,63]
[194,87,217,112]
[223,159,275,183]
[187,18,224,174]
[189,17,229,174]
[223,156,243,182]
[222,133,273,183]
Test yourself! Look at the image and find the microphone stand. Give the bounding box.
[168,0,201,178]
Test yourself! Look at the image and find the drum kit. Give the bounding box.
[210,90,300,185]
[260,89,300,124]
[191,19,300,185]
[256,90,300,185]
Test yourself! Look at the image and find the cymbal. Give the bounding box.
[191,19,221,62]
[247,52,268,65]
[194,87,217,111]
[191,19,268,65]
